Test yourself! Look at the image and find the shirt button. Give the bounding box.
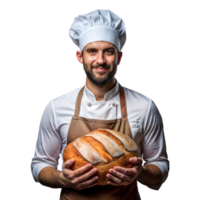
[87,103,92,107]
[112,103,116,107]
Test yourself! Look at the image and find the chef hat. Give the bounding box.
[69,10,126,52]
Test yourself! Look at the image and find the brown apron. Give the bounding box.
[60,85,140,200]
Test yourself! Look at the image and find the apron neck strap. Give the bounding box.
[74,84,127,118]
[119,84,127,118]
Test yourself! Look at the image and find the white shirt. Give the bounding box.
[31,81,169,190]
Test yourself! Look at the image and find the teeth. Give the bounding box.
[95,67,107,69]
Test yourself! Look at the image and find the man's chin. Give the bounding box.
[88,75,110,86]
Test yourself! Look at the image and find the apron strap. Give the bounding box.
[119,84,127,118]
[74,87,85,117]
[74,84,127,118]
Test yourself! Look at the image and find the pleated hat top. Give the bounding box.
[67,9,128,52]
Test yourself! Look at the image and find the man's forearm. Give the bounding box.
[38,166,66,188]
[137,164,163,187]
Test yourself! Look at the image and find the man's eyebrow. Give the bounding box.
[86,48,97,51]
[104,47,115,50]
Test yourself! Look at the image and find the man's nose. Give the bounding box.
[96,53,106,65]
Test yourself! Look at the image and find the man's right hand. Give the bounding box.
[60,159,99,190]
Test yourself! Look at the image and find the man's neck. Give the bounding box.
[86,78,116,101]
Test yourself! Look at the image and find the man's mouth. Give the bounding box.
[92,66,109,73]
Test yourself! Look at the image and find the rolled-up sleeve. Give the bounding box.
[142,100,169,190]
[31,100,62,182]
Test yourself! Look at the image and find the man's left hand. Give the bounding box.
[106,157,143,186]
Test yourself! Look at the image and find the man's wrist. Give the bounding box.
[39,167,67,188]
[136,165,145,180]
[58,171,70,188]
[136,164,163,187]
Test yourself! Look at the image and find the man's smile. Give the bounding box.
[93,67,109,73]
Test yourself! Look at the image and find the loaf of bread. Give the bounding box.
[63,129,138,185]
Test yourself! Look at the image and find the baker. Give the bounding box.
[31,10,169,200]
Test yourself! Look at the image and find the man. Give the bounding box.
[31,10,169,200]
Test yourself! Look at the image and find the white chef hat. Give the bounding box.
[69,10,126,52]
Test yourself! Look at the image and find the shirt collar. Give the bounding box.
[84,80,119,101]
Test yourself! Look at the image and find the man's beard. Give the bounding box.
[83,62,117,86]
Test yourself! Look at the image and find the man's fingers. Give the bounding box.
[107,170,133,183]
[63,159,75,169]
[64,164,94,181]
[62,160,99,190]
[106,173,122,184]
[129,157,143,164]
[73,164,94,177]
[75,176,99,190]
[75,168,98,183]
[114,166,138,176]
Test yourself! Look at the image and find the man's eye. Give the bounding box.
[89,50,96,54]
[106,50,114,54]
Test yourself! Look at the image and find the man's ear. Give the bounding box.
[76,51,83,63]
[117,51,123,65]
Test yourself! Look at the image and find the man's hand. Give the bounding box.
[60,159,99,190]
[106,157,142,186]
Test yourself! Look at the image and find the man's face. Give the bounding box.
[79,41,122,86]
